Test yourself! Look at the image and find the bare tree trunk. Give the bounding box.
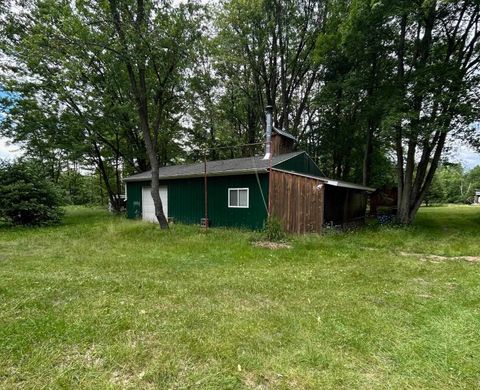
[395,14,407,219]
[362,51,379,187]
[397,138,418,224]
[362,120,374,186]
[138,92,169,229]
[149,160,169,229]
[91,140,123,213]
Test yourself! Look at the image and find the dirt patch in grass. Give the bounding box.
[400,251,480,263]
[363,247,480,263]
[242,371,284,389]
[110,370,137,387]
[253,241,292,250]
[417,293,433,299]
[413,277,428,285]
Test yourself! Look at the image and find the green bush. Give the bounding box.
[0,160,64,226]
[263,215,287,242]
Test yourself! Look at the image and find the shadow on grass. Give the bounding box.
[0,206,119,235]
[414,205,480,236]
[62,206,119,226]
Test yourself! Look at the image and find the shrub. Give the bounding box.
[0,160,64,226]
[263,215,287,242]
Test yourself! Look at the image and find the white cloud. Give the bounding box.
[444,139,480,170]
[0,137,22,160]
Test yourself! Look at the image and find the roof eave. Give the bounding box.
[271,168,375,192]
[324,180,376,192]
[124,168,269,182]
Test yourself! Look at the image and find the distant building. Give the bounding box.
[474,190,480,204]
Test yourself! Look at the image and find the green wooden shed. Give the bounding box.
[124,144,375,233]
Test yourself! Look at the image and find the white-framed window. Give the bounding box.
[228,188,249,208]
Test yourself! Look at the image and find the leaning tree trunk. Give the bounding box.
[149,159,169,229]
[141,114,169,229]
[92,141,123,213]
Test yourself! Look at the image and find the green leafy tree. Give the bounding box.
[312,0,394,184]
[387,1,480,223]
[466,166,480,200]
[58,168,105,206]
[207,0,328,149]
[0,1,146,211]
[104,0,204,228]
[313,0,480,221]
[426,163,480,204]
[1,0,204,224]
[0,160,64,226]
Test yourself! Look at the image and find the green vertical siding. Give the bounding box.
[274,152,322,177]
[168,178,205,224]
[126,181,146,218]
[206,174,269,229]
[126,173,269,229]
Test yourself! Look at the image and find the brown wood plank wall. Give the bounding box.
[271,134,295,156]
[270,170,325,233]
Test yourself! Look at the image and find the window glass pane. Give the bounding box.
[229,189,238,207]
[239,189,248,207]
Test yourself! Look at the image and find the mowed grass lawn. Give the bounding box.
[1,206,480,389]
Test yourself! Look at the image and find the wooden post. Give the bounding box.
[267,140,272,218]
[204,152,208,230]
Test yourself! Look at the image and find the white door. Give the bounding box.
[142,186,168,222]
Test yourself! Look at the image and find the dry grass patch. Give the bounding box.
[252,241,292,250]
[399,251,480,263]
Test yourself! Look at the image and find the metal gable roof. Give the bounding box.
[273,127,297,141]
[123,151,304,182]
